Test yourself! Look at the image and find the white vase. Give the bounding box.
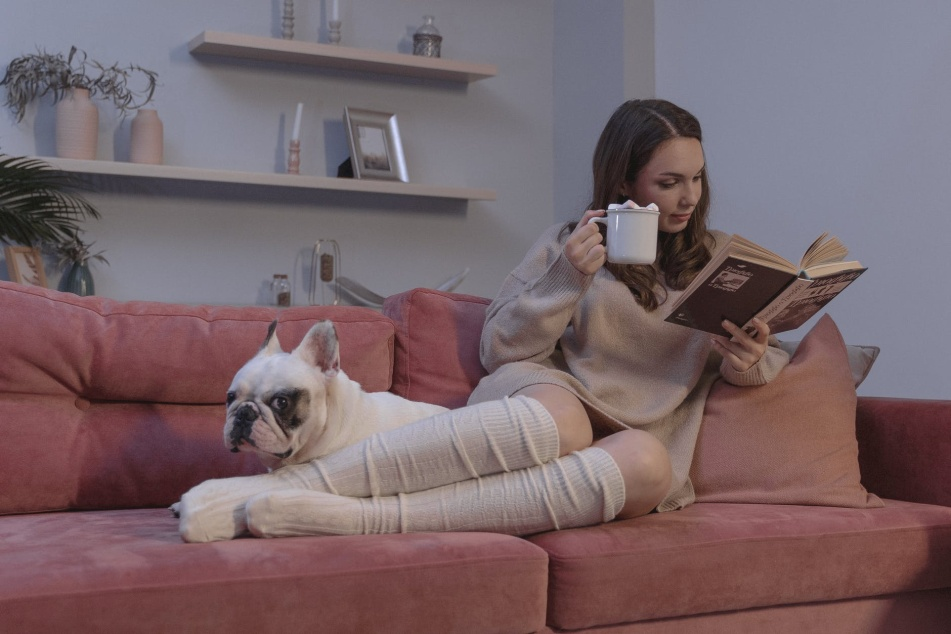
[130,109,164,164]
[55,88,99,160]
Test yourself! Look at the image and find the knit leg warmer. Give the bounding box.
[283,394,561,497]
[245,447,627,538]
[178,395,559,542]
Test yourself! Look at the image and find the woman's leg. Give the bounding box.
[512,384,594,454]
[180,394,563,541]
[246,445,626,538]
[245,390,671,538]
[516,385,672,519]
[595,429,672,519]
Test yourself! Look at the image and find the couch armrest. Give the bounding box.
[856,397,951,507]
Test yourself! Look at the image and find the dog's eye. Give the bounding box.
[271,396,289,412]
[226,392,236,405]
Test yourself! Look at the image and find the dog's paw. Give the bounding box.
[176,476,277,542]
[177,490,243,543]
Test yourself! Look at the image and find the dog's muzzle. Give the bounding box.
[229,403,259,452]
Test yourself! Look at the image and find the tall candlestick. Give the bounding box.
[287,140,301,174]
[291,102,303,142]
[332,0,339,21]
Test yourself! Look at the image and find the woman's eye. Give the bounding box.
[659,181,677,189]
[271,396,289,411]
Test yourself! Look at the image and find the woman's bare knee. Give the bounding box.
[595,429,672,519]
[513,385,593,455]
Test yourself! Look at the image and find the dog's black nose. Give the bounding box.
[235,404,258,425]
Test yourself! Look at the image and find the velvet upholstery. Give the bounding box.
[383,287,490,408]
[856,397,951,508]
[0,281,396,514]
[0,509,549,634]
[529,500,951,631]
[547,589,951,634]
[691,315,881,508]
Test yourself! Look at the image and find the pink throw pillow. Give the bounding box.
[691,314,883,508]
[383,288,490,409]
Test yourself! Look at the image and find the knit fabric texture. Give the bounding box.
[469,223,790,511]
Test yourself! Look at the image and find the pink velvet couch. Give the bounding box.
[1,280,949,633]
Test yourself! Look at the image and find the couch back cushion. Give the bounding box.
[0,281,396,514]
[384,288,490,409]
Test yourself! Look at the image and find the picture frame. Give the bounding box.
[344,107,409,182]
[4,246,48,288]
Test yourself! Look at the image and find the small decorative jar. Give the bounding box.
[271,274,291,307]
[413,15,442,58]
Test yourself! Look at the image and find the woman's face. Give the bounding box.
[622,137,704,234]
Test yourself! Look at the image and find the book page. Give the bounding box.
[799,233,850,272]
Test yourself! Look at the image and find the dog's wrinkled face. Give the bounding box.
[224,320,339,467]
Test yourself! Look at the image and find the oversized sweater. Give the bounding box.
[468,223,790,511]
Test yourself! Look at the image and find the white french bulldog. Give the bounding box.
[172,320,447,541]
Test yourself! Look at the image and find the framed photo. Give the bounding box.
[4,246,48,288]
[344,107,409,182]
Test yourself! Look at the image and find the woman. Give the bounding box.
[466,99,789,524]
[180,100,789,542]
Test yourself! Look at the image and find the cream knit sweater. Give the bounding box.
[469,223,789,511]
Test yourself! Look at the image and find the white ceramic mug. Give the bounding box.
[587,203,660,264]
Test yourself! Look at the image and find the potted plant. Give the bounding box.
[1,151,104,293]
[0,152,100,244]
[1,46,158,159]
[54,232,108,296]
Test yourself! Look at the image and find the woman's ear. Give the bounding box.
[618,181,635,200]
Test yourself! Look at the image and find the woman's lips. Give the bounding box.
[669,213,692,224]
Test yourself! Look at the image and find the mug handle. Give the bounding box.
[586,215,609,245]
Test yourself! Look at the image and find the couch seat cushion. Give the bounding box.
[528,500,951,631]
[0,509,548,634]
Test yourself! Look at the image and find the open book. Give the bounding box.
[664,233,866,336]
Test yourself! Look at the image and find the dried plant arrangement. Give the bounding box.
[1,46,157,122]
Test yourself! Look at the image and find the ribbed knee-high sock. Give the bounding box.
[178,395,559,542]
[246,447,626,538]
[282,395,560,497]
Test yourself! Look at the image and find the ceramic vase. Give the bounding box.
[130,109,164,164]
[64,261,95,296]
[56,88,99,160]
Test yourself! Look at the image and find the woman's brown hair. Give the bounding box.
[568,99,713,310]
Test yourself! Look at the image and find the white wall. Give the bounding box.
[553,0,655,224]
[654,0,951,399]
[1,0,558,305]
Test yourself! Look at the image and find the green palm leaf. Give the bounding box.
[0,153,100,246]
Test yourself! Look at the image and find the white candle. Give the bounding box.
[331,0,339,21]
[291,102,303,141]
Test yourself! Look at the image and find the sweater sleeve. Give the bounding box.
[718,339,790,386]
[479,225,593,374]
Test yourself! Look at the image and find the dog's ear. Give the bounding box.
[257,320,283,357]
[293,320,340,376]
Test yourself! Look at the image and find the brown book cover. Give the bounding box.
[664,233,865,337]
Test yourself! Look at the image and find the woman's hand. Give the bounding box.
[712,318,770,373]
[566,210,608,275]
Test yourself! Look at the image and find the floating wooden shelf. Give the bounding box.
[188,31,497,83]
[39,157,496,201]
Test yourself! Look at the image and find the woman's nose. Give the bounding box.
[682,184,700,206]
